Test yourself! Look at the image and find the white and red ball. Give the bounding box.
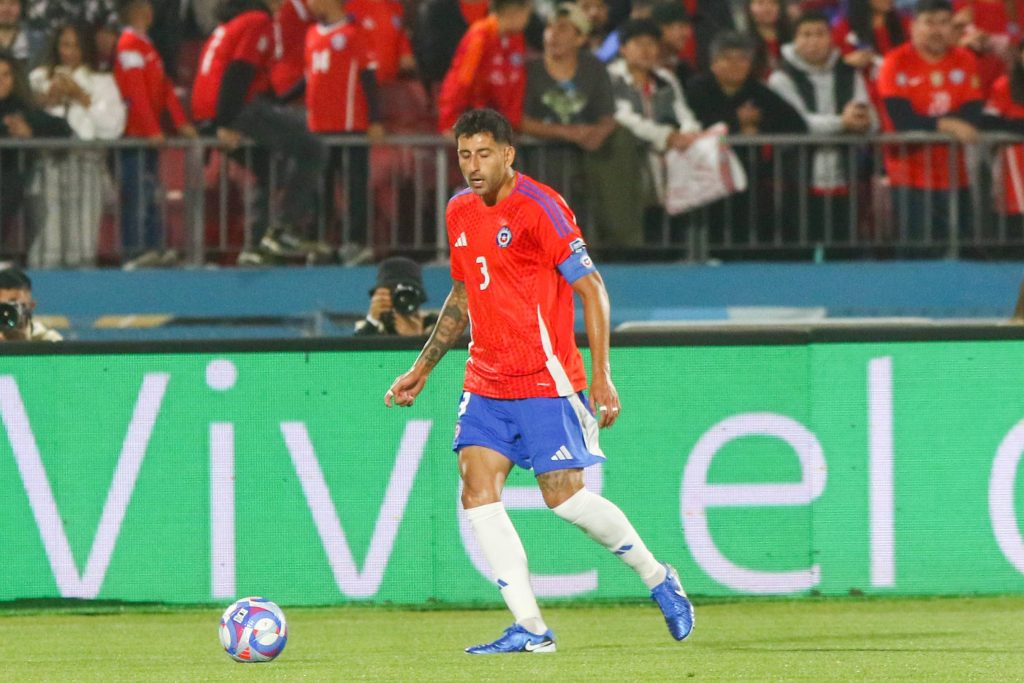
[219,597,288,663]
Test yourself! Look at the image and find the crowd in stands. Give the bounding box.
[0,0,1022,267]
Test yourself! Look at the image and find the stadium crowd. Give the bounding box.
[0,0,1020,266]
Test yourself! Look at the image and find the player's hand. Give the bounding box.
[385,367,428,407]
[178,124,198,139]
[589,373,621,428]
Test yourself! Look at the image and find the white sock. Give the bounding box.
[552,489,668,589]
[466,502,548,635]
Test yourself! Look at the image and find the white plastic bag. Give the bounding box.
[664,123,747,215]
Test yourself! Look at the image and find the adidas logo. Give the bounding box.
[550,445,573,461]
[454,232,468,248]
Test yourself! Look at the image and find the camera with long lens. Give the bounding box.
[0,301,28,330]
[380,282,426,333]
[391,282,426,316]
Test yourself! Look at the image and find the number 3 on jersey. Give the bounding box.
[476,256,490,290]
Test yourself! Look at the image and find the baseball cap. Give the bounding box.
[552,2,591,35]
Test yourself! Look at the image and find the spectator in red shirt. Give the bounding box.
[982,38,1024,223]
[191,0,328,265]
[270,0,315,97]
[833,0,910,112]
[303,0,382,263]
[877,0,983,244]
[951,1,1009,98]
[114,0,197,269]
[745,0,793,79]
[346,0,414,85]
[414,0,489,89]
[436,0,533,132]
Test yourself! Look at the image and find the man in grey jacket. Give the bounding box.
[768,11,876,247]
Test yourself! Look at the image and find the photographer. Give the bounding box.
[0,266,61,341]
[355,257,436,336]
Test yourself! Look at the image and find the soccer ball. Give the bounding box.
[219,596,288,663]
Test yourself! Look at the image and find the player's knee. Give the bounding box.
[461,486,501,509]
[538,470,584,509]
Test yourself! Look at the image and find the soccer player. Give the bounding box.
[384,107,694,654]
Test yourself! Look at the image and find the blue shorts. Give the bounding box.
[452,391,606,476]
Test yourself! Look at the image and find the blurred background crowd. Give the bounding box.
[0,0,1020,268]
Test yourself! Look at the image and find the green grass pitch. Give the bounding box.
[2,596,1023,681]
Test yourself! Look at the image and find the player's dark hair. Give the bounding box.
[709,31,756,60]
[794,11,830,32]
[0,267,31,291]
[847,0,905,51]
[453,108,514,145]
[914,0,952,16]
[618,18,661,45]
[490,0,531,13]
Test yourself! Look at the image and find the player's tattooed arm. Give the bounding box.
[416,281,469,370]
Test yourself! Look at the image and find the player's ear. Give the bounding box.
[504,143,516,169]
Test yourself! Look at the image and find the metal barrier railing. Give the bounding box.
[0,131,1020,267]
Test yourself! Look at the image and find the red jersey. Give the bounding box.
[877,43,982,189]
[436,16,526,131]
[985,75,1024,214]
[191,9,276,123]
[346,0,412,84]
[460,0,488,25]
[114,28,187,137]
[304,20,377,132]
[271,0,315,96]
[953,0,1024,39]
[447,173,590,399]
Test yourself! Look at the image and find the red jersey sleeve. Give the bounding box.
[523,181,596,283]
[164,82,188,130]
[232,18,275,68]
[446,197,466,282]
[115,46,162,137]
[876,50,902,100]
[986,75,1011,115]
[958,49,984,103]
[533,190,583,268]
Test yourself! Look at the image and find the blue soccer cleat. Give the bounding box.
[464,623,557,654]
[650,563,694,641]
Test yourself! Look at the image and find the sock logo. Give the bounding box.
[614,544,634,556]
[550,445,573,461]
